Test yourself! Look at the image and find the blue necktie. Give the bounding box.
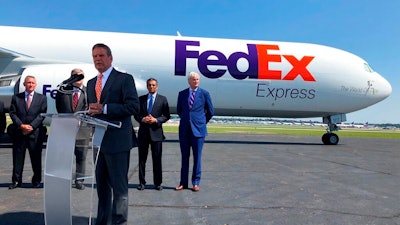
[189,90,195,109]
[148,95,153,114]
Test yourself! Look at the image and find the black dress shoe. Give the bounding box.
[154,185,162,191]
[137,184,145,191]
[32,182,41,188]
[75,181,85,190]
[9,182,21,189]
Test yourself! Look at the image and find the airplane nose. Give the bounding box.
[374,72,392,100]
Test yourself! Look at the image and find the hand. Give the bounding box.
[88,103,103,116]
[20,124,33,135]
[143,114,156,124]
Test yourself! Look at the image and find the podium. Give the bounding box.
[42,113,121,225]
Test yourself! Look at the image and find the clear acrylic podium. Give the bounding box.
[42,113,121,225]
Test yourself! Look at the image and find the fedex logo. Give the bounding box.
[43,84,58,99]
[175,40,316,81]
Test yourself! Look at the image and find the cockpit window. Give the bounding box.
[364,63,374,73]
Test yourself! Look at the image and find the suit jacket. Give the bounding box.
[0,100,6,134]
[55,86,91,138]
[177,87,214,137]
[55,86,87,113]
[134,93,170,142]
[87,68,139,153]
[9,91,47,139]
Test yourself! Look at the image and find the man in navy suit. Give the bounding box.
[55,68,91,190]
[8,75,47,189]
[134,78,170,191]
[175,72,214,192]
[87,43,139,225]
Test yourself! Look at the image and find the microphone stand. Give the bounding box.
[58,84,88,112]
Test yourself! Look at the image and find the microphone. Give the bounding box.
[58,74,84,87]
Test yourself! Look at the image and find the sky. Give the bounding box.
[0,0,399,124]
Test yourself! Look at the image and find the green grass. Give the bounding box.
[7,115,399,139]
[163,124,400,139]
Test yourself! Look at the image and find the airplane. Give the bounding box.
[0,26,392,145]
[338,122,368,129]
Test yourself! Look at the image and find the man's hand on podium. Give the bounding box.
[88,103,103,116]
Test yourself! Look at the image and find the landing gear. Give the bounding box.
[322,114,345,145]
[322,132,339,145]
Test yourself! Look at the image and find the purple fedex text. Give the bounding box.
[174,40,316,81]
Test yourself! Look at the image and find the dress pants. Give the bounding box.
[95,150,130,225]
[179,127,204,187]
[75,138,89,181]
[12,134,43,184]
[138,135,163,186]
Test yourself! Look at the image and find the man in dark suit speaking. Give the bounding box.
[87,43,139,225]
[175,72,214,192]
[134,78,170,191]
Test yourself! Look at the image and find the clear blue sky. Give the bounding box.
[1,0,398,124]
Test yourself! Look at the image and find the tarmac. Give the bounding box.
[0,132,399,225]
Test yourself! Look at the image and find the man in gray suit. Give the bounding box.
[134,78,170,191]
[55,68,91,190]
[87,43,139,225]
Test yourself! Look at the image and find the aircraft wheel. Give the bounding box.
[322,133,339,145]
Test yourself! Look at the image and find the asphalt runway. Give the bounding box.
[0,133,399,225]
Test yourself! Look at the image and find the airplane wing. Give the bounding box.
[0,47,28,103]
[0,45,96,115]
[0,47,33,59]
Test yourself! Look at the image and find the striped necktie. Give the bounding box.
[189,90,195,109]
[73,90,79,110]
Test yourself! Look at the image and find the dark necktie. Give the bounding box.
[189,90,195,109]
[148,95,153,114]
[73,90,79,110]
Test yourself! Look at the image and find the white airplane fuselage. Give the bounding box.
[0,26,392,144]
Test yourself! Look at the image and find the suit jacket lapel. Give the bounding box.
[184,88,190,110]
[68,94,74,112]
[101,69,117,103]
[141,96,147,113]
[75,87,86,112]
[154,95,165,113]
[18,92,28,113]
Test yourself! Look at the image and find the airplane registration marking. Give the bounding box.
[341,86,377,95]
